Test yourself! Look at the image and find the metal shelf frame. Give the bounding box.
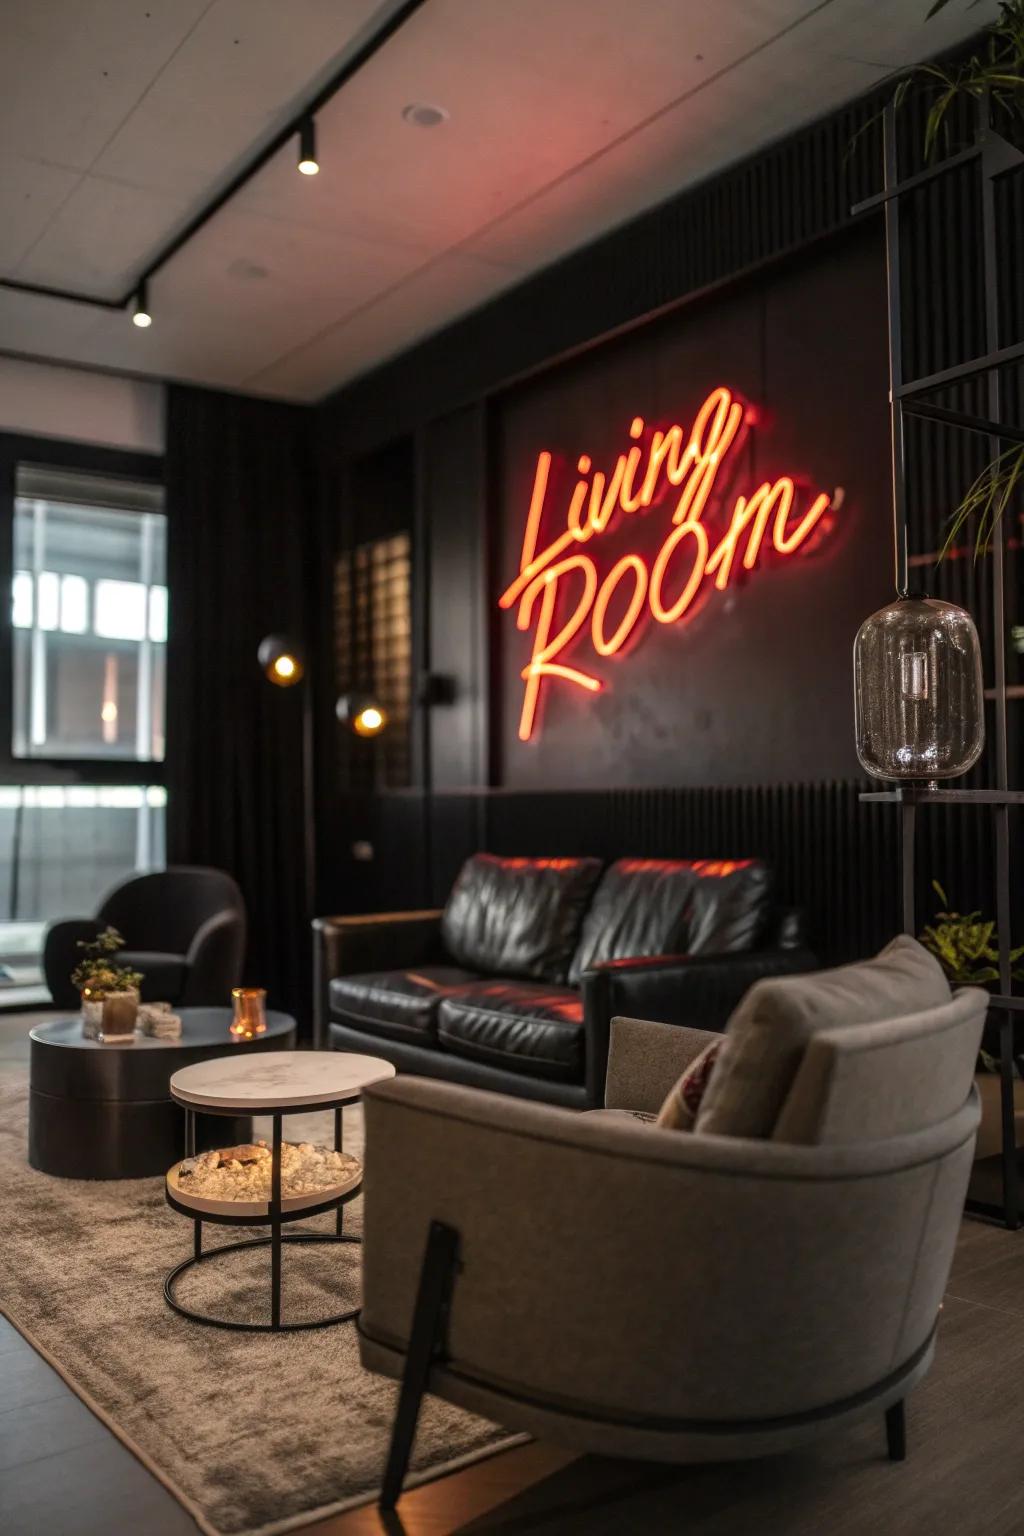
[856,97,1024,1230]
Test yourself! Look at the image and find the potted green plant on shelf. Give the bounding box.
[855,2,1024,560]
[920,880,1024,1074]
[920,880,1024,985]
[72,927,144,1040]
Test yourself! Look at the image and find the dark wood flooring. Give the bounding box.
[3,1012,1024,1536]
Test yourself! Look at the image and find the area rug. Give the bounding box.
[0,1070,522,1535]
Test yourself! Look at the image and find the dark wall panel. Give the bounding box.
[421,405,489,791]
[493,229,890,789]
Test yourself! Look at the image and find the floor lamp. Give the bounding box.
[258,635,387,1044]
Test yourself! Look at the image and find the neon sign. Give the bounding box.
[499,386,835,741]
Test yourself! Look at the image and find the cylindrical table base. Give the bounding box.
[29,1090,251,1179]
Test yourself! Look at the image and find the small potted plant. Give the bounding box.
[920,881,1024,1077]
[919,881,1024,989]
[72,927,144,1041]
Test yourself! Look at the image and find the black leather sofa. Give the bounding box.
[314,853,813,1109]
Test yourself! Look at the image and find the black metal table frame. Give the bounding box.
[164,1092,363,1332]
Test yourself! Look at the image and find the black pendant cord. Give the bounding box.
[0,0,432,315]
[881,103,909,600]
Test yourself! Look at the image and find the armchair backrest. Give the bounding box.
[99,866,244,955]
[774,987,988,1143]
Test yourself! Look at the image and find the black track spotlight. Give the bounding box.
[131,280,152,328]
[258,634,304,687]
[297,118,319,176]
[336,692,388,737]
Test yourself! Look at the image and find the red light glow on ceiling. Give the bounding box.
[499,385,835,741]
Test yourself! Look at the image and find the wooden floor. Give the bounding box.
[4,1010,1024,1536]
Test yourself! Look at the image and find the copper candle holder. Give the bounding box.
[230,987,268,1039]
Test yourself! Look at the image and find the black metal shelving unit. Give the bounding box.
[854,98,1024,1229]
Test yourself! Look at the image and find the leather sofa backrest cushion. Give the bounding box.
[441,854,604,985]
[694,934,952,1140]
[568,858,770,984]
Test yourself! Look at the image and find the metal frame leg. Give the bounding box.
[380,1222,461,1511]
[271,1113,282,1331]
[335,1106,344,1236]
[886,1400,906,1462]
[186,1109,201,1260]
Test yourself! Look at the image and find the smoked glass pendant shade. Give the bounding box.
[853,595,985,782]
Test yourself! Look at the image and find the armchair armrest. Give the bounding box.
[360,1075,979,1427]
[580,945,816,1106]
[42,917,101,1009]
[312,910,444,1048]
[604,1016,721,1113]
[182,908,246,1006]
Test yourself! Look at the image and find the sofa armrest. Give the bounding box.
[312,910,445,1048]
[580,945,816,1106]
[604,1016,721,1113]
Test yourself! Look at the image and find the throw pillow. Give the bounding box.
[655,1037,724,1131]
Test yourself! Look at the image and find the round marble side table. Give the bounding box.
[163,1051,395,1332]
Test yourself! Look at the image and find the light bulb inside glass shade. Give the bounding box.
[853,594,985,783]
[273,655,297,681]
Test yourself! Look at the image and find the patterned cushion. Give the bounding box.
[655,1038,725,1131]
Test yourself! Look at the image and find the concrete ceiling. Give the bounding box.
[0,0,998,403]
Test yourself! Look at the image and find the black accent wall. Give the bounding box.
[317,59,1023,964]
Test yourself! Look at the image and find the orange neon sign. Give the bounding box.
[499,386,835,741]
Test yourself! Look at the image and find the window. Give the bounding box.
[0,785,166,992]
[12,465,167,761]
[3,460,167,998]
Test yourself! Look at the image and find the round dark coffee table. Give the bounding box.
[28,1008,297,1179]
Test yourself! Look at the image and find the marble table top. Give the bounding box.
[169,1050,396,1109]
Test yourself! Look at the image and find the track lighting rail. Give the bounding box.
[0,0,430,322]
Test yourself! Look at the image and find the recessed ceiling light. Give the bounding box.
[402,102,448,128]
[228,258,270,282]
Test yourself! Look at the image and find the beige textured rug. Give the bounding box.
[0,1070,520,1535]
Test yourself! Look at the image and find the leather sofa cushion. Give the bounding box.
[329,966,480,1046]
[695,935,951,1140]
[438,980,584,1083]
[569,858,769,984]
[441,854,603,985]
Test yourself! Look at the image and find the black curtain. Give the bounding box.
[165,385,318,1031]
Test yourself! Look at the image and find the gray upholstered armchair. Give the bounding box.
[357,956,986,1510]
